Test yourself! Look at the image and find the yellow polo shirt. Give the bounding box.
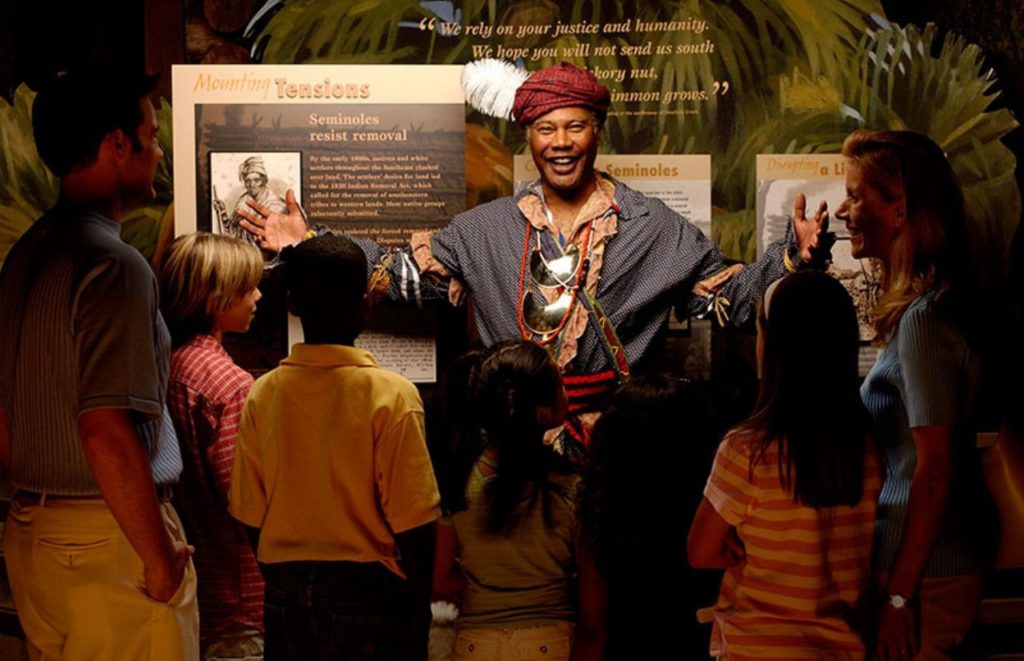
[229,343,440,577]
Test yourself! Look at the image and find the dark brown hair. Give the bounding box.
[741,271,873,507]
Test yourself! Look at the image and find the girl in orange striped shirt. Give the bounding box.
[688,271,882,660]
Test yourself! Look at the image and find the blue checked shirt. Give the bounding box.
[349,178,792,375]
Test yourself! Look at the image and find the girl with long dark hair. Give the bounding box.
[433,340,578,660]
[688,271,882,660]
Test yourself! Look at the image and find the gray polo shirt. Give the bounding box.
[0,206,182,495]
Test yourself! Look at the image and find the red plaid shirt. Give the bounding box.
[168,334,263,641]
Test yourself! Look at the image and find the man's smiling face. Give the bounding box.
[526,106,601,202]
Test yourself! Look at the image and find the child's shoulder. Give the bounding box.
[719,428,762,457]
[171,336,252,394]
[360,364,423,404]
[718,428,780,472]
[339,362,425,419]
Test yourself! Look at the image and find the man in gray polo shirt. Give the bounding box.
[0,71,198,658]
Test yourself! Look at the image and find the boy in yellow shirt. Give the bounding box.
[229,234,440,660]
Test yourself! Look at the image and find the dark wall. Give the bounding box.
[1,2,145,99]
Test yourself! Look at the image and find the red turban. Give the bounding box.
[511,62,611,126]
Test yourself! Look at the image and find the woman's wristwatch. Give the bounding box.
[887,593,911,609]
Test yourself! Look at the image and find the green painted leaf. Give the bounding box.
[0,85,174,265]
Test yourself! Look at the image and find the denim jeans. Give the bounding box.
[260,560,423,661]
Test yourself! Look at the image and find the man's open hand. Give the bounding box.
[236,188,307,252]
[792,192,830,262]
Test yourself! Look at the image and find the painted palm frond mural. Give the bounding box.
[713,16,1019,264]
[847,20,1019,279]
[254,0,428,64]
[0,85,57,263]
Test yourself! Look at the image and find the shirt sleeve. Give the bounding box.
[649,196,788,329]
[75,253,164,420]
[703,434,757,527]
[714,232,789,328]
[427,217,469,282]
[339,234,452,306]
[375,391,441,534]
[228,395,268,528]
[897,301,965,428]
[208,381,252,500]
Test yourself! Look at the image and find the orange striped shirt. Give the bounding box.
[704,431,881,660]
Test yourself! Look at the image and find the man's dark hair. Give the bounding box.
[284,234,367,336]
[32,70,159,176]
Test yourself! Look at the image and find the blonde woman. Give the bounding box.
[160,232,265,660]
[834,130,991,660]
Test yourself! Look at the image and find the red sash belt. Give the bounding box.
[562,369,619,448]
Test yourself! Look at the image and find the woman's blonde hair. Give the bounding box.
[159,232,263,345]
[842,129,972,340]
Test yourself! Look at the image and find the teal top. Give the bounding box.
[861,292,987,577]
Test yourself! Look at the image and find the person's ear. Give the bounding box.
[110,129,131,158]
[98,130,125,165]
[893,199,906,228]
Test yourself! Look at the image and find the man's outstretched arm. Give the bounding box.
[684,192,831,327]
[238,188,458,306]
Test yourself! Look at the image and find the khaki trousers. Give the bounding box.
[452,622,573,661]
[3,495,199,660]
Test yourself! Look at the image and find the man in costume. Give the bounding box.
[239,62,828,450]
[0,70,198,657]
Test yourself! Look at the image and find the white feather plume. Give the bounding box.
[461,59,530,120]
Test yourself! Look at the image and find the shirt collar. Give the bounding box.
[514,171,650,224]
[187,333,227,355]
[45,208,121,239]
[602,175,650,222]
[281,343,379,368]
